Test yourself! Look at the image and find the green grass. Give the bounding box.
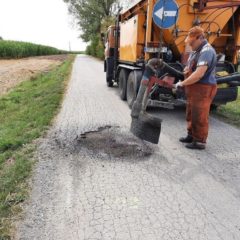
[214,87,240,127]
[0,55,75,239]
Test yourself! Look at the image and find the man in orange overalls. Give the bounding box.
[175,26,217,150]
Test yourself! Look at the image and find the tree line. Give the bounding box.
[63,0,135,58]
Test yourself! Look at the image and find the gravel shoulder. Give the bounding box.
[15,55,240,240]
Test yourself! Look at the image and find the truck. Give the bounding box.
[104,0,240,109]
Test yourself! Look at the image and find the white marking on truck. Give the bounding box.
[155,7,177,20]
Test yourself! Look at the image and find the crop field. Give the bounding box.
[0,40,66,59]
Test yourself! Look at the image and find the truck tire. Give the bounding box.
[118,68,128,100]
[127,70,142,108]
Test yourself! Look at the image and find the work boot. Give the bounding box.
[179,135,193,143]
[185,141,206,150]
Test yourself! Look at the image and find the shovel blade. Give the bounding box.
[130,113,162,144]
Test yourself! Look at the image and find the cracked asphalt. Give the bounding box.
[16,55,240,240]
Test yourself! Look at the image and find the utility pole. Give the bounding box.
[69,41,71,51]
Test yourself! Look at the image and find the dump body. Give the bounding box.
[119,0,240,64]
[119,14,145,62]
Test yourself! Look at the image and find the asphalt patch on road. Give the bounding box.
[75,126,154,159]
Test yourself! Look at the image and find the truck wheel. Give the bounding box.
[127,70,142,108]
[118,69,128,100]
[127,71,137,108]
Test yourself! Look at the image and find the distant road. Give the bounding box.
[16,55,240,240]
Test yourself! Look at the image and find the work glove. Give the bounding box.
[174,81,183,89]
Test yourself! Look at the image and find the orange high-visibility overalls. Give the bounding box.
[185,41,217,143]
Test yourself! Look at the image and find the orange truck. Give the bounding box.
[104,0,240,109]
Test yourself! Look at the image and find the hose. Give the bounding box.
[146,58,184,80]
[217,73,240,84]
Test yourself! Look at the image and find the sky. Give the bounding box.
[0,0,87,51]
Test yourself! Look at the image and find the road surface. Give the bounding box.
[16,55,240,240]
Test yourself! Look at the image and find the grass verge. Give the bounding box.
[214,87,240,128]
[0,55,75,239]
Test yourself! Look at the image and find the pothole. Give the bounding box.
[76,126,154,159]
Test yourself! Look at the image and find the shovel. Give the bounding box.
[130,76,162,144]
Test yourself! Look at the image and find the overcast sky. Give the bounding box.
[0,0,87,51]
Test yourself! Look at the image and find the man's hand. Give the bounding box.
[174,81,183,89]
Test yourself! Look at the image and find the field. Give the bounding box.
[0,40,66,59]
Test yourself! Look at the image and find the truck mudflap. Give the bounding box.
[105,57,114,78]
[213,86,238,105]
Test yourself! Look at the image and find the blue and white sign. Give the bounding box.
[153,0,179,29]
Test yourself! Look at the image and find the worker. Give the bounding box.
[175,26,217,150]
